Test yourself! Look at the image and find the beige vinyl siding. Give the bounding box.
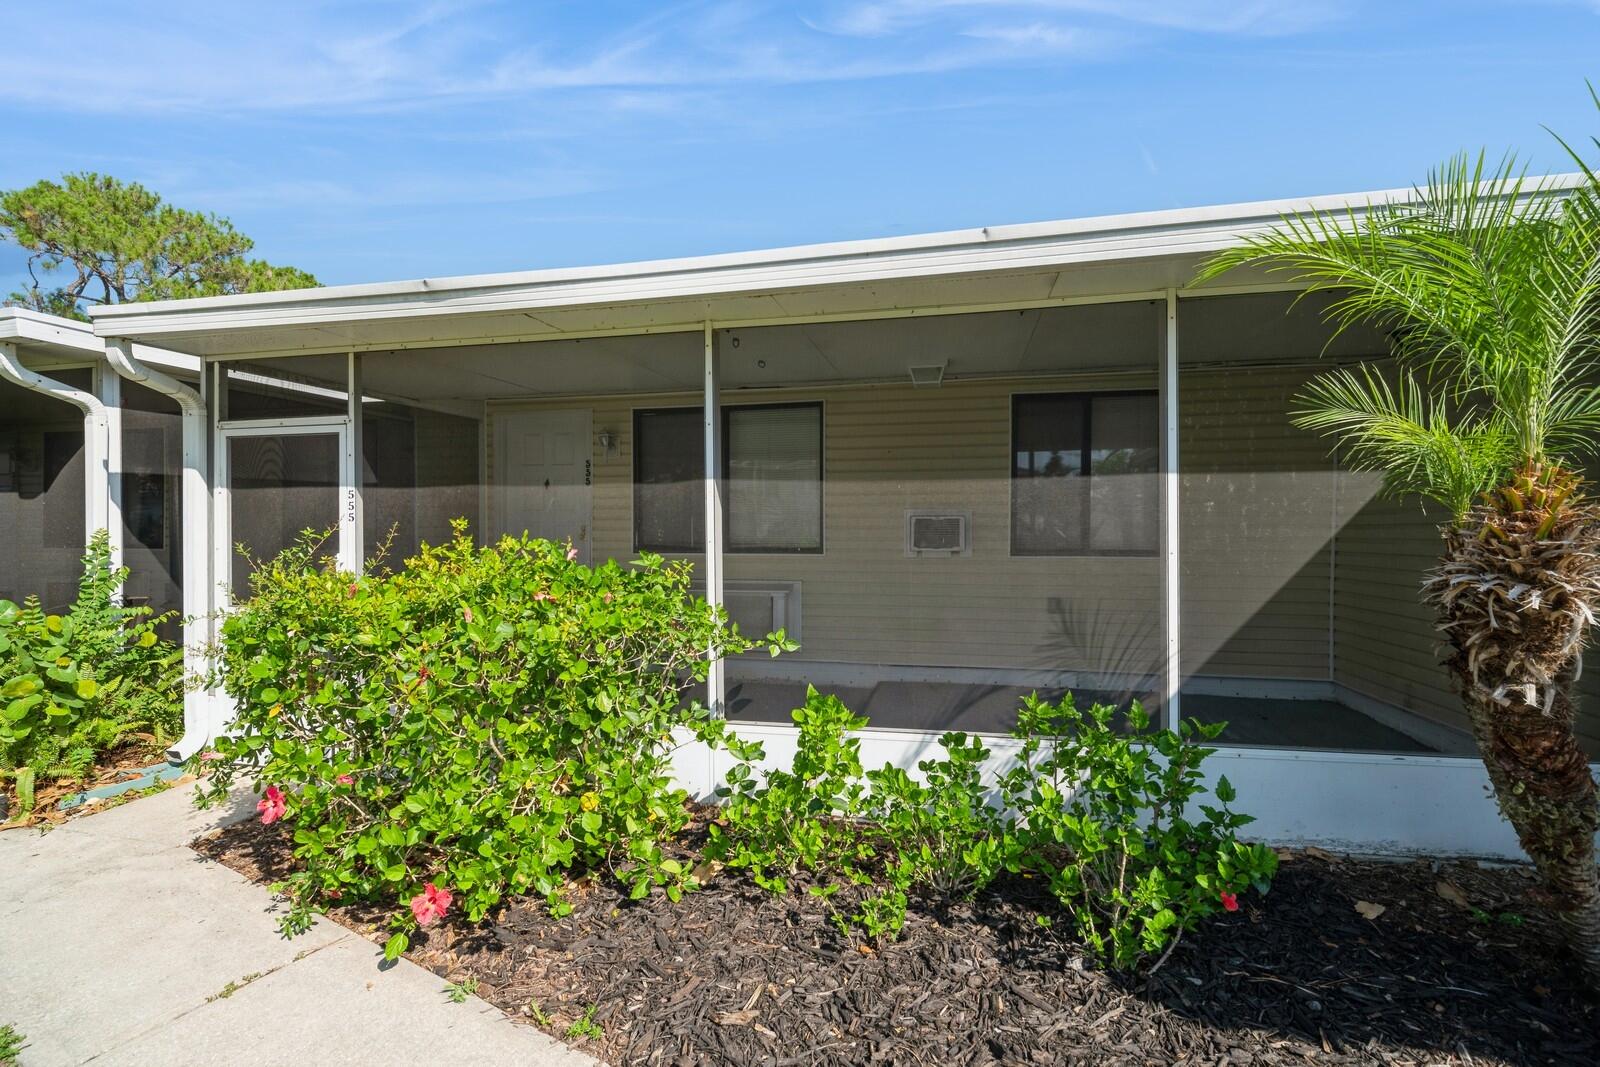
[413,410,483,548]
[494,376,1164,678]
[1179,364,1337,681]
[495,371,1337,681]
[488,372,1600,752]
[1331,496,1460,729]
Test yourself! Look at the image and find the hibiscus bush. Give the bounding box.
[195,523,789,956]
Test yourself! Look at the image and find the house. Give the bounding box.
[16,181,1598,857]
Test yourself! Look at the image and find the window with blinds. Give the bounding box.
[633,402,823,553]
[1011,391,1158,556]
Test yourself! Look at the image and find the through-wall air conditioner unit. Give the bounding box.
[906,511,970,557]
[688,579,802,645]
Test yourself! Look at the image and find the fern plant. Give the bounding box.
[0,531,183,812]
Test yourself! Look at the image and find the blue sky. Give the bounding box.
[2,1,1599,293]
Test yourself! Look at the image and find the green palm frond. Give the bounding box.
[1291,365,1514,516]
[1198,136,1600,520]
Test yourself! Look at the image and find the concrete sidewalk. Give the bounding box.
[0,782,594,1066]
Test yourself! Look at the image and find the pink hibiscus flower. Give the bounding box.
[566,545,579,562]
[336,774,354,786]
[258,785,287,825]
[410,882,453,927]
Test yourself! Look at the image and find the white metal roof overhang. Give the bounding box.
[1,307,199,376]
[85,176,1587,360]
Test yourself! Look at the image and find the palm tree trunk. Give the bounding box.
[1430,495,1600,988]
[1454,664,1600,984]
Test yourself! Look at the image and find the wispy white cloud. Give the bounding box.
[958,21,1097,51]
[812,0,1345,38]
[0,0,1346,116]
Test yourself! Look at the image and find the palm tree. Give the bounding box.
[1197,141,1600,984]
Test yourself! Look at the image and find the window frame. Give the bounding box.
[1009,388,1159,559]
[631,400,825,555]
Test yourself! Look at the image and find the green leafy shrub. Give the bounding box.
[713,694,1019,940]
[0,531,182,807]
[999,693,1278,971]
[865,732,1019,904]
[708,686,873,893]
[197,524,790,954]
[713,688,1274,966]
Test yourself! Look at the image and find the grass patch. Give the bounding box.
[0,1023,27,1066]
[207,972,265,1002]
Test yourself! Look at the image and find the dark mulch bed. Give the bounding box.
[197,816,1598,1066]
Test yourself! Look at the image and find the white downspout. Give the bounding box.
[105,339,214,761]
[0,342,112,550]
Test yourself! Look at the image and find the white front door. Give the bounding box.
[497,409,592,563]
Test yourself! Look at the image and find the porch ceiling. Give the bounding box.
[350,296,1176,402]
[275,288,1390,405]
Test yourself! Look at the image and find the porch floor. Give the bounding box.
[724,679,1448,754]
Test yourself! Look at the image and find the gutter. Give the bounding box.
[0,341,113,543]
[105,339,215,761]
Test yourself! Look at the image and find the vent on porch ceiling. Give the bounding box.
[908,362,946,388]
[907,511,970,557]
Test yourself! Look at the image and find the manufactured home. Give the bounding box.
[5,183,1596,856]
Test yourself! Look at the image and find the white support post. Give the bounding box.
[703,323,725,716]
[95,364,124,578]
[105,338,215,759]
[1161,289,1182,728]
[343,352,364,573]
[211,362,233,618]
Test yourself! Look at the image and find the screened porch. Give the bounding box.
[196,290,1600,760]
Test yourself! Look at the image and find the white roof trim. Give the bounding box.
[0,307,199,374]
[89,174,1588,338]
[0,307,103,354]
